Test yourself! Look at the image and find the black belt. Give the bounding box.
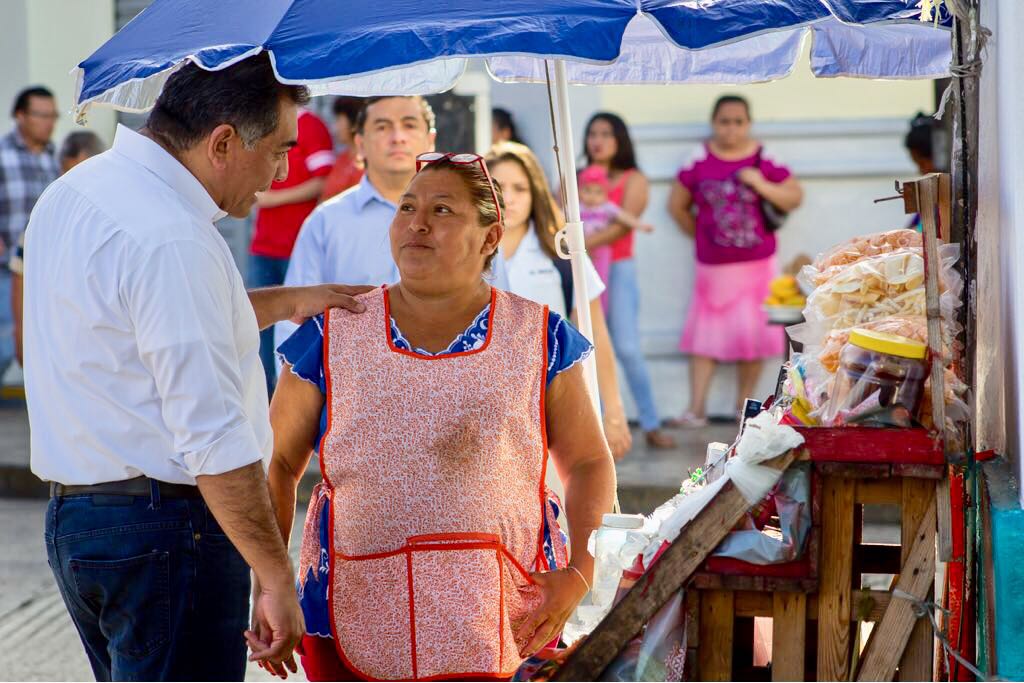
[49,476,202,499]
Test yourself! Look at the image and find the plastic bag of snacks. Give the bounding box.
[799,229,923,289]
[801,246,962,335]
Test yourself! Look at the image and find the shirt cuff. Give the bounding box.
[182,421,265,478]
[306,150,335,174]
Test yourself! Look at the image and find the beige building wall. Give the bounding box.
[4,0,117,147]
[600,42,935,125]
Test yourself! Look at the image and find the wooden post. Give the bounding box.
[857,501,938,681]
[816,476,856,681]
[772,592,807,682]
[898,479,937,681]
[699,590,735,681]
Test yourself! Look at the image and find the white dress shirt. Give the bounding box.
[274,175,512,350]
[504,226,606,318]
[24,125,271,485]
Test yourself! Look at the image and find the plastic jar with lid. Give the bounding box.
[823,328,928,425]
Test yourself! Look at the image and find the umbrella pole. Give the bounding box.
[550,60,601,416]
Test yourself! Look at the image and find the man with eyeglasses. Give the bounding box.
[0,86,60,379]
[275,95,511,354]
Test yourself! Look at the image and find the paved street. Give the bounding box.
[0,497,305,682]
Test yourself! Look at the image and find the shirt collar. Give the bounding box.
[353,174,397,213]
[111,124,227,223]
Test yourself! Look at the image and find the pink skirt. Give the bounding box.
[679,256,785,361]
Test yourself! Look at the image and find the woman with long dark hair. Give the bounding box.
[582,112,676,449]
[487,141,632,460]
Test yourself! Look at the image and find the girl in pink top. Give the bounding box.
[668,95,803,427]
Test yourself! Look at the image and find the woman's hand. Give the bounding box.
[602,411,632,460]
[515,568,590,658]
[736,166,767,193]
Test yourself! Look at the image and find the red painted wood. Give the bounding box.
[795,427,945,464]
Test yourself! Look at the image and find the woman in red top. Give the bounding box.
[583,112,676,450]
[321,96,365,201]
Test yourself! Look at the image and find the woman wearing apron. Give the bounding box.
[266,154,617,680]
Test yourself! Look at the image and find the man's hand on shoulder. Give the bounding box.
[286,284,374,324]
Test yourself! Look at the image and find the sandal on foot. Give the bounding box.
[664,413,709,429]
[645,429,679,449]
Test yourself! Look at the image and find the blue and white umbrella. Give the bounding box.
[75,0,952,403]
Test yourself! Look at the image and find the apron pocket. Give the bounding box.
[332,551,414,680]
[408,533,517,678]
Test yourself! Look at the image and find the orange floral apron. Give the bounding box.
[299,286,560,680]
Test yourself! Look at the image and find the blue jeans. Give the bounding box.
[45,489,251,681]
[0,268,14,380]
[248,254,290,396]
[607,258,661,431]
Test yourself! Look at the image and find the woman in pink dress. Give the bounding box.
[668,95,803,426]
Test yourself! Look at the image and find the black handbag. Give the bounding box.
[754,147,788,233]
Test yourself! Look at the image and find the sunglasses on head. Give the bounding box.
[415,152,502,225]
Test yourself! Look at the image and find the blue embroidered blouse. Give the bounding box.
[276,299,592,637]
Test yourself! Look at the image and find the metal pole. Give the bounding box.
[552,59,601,414]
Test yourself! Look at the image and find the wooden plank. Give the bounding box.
[898,479,937,682]
[552,449,798,681]
[892,463,946,480]
[916,175,948,455]
[938,172,952,242]
[856,500,937,681]
[936,471,954,562]
[735,590,773,618]
[807,590,890,623]
[773,593,807,682]
[817,461,893,479]
[857,479,903,505]
[699,590,735,681]
[852,590,892,623]
[685,590,700,682]
[798,428,944,465]
[692,573,816,593]
[816,476,856,682]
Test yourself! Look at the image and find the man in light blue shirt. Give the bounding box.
[276,95,509,352]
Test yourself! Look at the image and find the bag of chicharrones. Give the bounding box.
[801,245,962,337]
[798,229,923,290]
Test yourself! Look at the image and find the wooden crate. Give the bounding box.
[687,462,939,682]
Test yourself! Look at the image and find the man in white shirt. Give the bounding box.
[25,54,367,681]
[275,96,511,350]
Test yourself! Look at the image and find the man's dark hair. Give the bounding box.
[712,94,751,121]
[905,112,934,160]
[332,96,364,123]
[12,86,55,117]
[60,131,104,162]
[147,52,309,153]
[354,96,436,135]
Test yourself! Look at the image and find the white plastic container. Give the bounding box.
[563,512,645,645]
[591,513,646,607]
